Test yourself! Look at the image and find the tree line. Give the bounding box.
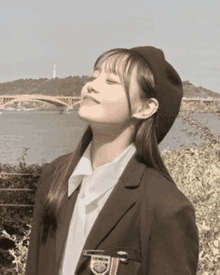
[0,76,89,97]
[0,76,220,99]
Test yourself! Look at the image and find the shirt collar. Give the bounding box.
[68,143,93,196]
[68,142,136,198]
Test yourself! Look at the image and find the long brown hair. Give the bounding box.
[41,126,93,243]
[41,48,174,243]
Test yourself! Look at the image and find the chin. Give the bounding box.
[78,111,97,123]
[78,111,89,122]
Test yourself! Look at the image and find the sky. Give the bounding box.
[1,0,220,94]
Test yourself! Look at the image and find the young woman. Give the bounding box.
[25,46,199,275]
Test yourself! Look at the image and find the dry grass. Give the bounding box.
[162,110,220,275]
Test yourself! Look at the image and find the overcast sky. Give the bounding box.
[1,0,220,94]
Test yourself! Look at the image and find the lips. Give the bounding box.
[83,95,100,104]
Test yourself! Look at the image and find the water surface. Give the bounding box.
[0,110,219,164]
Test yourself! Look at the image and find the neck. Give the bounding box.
[90,124,135,170]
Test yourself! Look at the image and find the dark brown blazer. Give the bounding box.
[25,150,199,275]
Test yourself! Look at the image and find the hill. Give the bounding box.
[182,81,220,99]
[0,76,89,97]
[0,77,220,99]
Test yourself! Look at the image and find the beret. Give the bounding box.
[130,46,183,143]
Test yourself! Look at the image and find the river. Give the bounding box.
[0,110,219,164]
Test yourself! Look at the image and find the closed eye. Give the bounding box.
[106,79,120,85]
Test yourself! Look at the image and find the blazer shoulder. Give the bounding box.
[141,167,195,215]
[139,168,199,275]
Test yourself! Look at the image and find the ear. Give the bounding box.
[132,98,159,120]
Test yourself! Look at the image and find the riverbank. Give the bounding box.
[180,98,220,114]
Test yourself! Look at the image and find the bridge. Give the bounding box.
[0,94,81,109]
[0,95,219,109]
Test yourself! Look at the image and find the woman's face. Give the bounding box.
[78,66,140,128]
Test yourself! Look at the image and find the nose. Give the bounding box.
[87,85,98,94]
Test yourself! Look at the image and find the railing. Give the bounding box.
[0,172,41,207]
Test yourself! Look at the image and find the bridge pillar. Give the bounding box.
[57,106,65,114]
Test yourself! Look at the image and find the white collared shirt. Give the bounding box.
[60,142,136,274]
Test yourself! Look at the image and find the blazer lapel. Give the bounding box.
[75,155,146,274]
[54,150,81,272]
[55,186,80,272]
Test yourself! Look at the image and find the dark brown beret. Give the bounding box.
[131,46,183,143]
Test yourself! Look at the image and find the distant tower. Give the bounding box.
[53,63,56,78]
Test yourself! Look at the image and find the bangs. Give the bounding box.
[93,48,157,115]
[94,49,135,115]
[94,49,135,85]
